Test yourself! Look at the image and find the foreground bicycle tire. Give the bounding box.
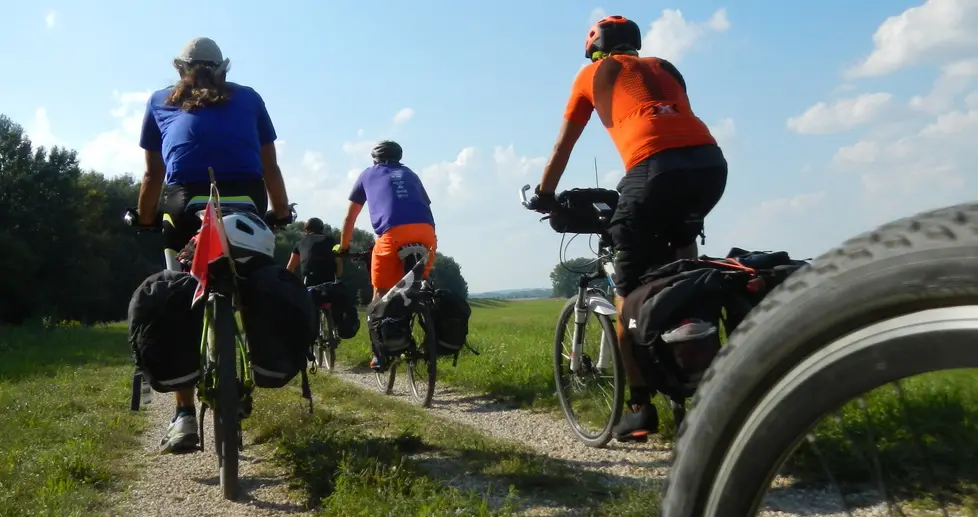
[408,307,439,408]
[317,310,336,372]
[553,293,624,448]
[212,294,240,501]
[661,202,978,516]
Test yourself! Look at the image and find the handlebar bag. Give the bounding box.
[549,188,620,234]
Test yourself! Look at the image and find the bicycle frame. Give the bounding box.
[569,247,618,374]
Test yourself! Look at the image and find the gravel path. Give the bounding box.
[111,367,953,517]
[330,363,940,517]
[112,394,309,517]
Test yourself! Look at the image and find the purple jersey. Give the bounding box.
[348,163,435,236]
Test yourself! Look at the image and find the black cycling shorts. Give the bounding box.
[608,144,728,297]
[161,178,269,252]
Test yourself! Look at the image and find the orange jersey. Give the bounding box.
[564,55,717,170]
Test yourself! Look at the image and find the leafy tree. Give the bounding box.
[549,257,609,298]
[431,253,468,299]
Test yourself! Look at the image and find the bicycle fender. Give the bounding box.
[587,295,617,316]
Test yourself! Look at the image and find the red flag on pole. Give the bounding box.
[190,195,227,306]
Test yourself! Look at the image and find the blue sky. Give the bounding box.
[3,0,977,292]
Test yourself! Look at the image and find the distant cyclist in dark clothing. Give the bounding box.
[287,217,342,286]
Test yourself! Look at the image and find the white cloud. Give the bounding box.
[786,92,893,134]
[78,90,151,175]
[45,11,56,29]
[421,147,477,200]
[640,8,731,63]
[833,83,858,94]
[492,144,546,178]
[755,192,825,218]
[846,0,978,78]
[300,150,327,173]
[832,140,879,166]
[392,108,415,125]
[588,8,607,24]
[966,91,978,108]
[26,108,56,149]
[909,58,978,113]
[709,117,736,147]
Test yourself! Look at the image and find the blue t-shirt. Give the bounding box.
[139,82,276,185]
[348,164,435,236]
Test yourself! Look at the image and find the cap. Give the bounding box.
[174,37,228,67]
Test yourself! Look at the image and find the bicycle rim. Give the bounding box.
[375,360,397,394]
[212,294,239,500]
[553,295,624,448]
[408,307,437,408]
[703,307,978,516]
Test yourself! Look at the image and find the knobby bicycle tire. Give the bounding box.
[212,294,240,501]
[553,294,624,448]
[408,304,438,408]
[661,202,978,517]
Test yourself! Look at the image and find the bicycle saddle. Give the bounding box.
[397,243,429,263]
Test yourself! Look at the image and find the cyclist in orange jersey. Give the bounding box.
[525,15,728,441]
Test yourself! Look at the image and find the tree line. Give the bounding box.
[0,114,469,326]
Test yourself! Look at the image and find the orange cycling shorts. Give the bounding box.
[371,223,438,291]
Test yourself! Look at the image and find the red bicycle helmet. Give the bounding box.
[585,15,643,60]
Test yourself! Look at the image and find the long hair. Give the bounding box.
[166,62,231,112]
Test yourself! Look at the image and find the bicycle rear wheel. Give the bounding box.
[317,310,336,372]
[211,294,240,501]
[553,294,624,448]
[661,202,978,517]
[407,306,438,408]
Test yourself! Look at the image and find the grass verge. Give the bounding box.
[247,372,661,516]
[0,323,145,517]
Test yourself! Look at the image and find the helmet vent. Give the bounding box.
[235,219,255,235]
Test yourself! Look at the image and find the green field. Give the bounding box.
[3,298,978,514]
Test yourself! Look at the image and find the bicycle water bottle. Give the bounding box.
[140,373,153,405]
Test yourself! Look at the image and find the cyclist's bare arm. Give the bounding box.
[259,142,290,218]
[137,150,166,226]
[339,201,363,250]
[286,252,300,273]
[540,119,587,192]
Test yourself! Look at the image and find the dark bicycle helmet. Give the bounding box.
[585,15,643,61]
[371,140,403,164]
[304,217,324,234]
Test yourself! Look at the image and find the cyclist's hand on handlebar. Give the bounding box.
[124,208,162,230]
[526,185,558,214]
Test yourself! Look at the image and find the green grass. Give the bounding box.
[0,323,145,517]
[247,372,661,516]
[782,369,978,510]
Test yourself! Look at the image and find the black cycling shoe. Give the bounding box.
[612,403,660,442]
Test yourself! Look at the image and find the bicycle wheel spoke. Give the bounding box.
[856,396,904,517]
[804,432,855,516]
[893,381,949,516]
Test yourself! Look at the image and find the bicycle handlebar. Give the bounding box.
[123,203,298,232]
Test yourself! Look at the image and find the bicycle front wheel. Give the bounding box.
[662,203,978,517]
[553,293,624,448]
[318,310,336,372]
[407,306,438,408]
[211,294,240,501]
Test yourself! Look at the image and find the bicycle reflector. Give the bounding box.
[746,277,765,294]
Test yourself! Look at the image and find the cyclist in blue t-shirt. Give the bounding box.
[135,37,293,454]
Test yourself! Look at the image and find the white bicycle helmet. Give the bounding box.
[219,211,276,258]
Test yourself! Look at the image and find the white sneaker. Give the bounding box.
[661,319,717,343]
[159,414,199,453]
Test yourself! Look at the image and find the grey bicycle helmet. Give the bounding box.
[371,140,403,164]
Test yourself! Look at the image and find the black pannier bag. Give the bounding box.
[549,188,620,234]
[128,270,204,393]
[623,249,809,382]
[431,288,472,356]
[238,264,317,388]
[367,297,413,356]
[309,280,360,340]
